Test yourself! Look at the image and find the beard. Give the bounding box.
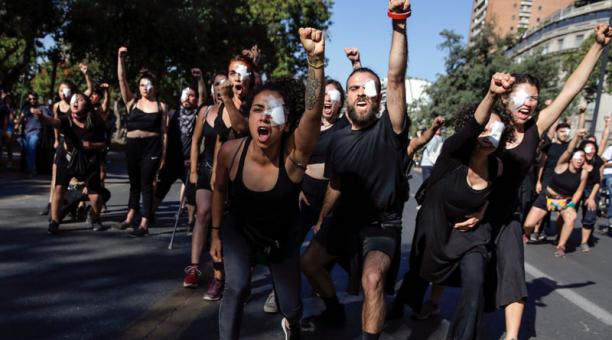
[347,101,379,127]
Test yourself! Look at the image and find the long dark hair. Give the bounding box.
[135,69,158,100]
[250,77,305,136]
[453,103,515,151]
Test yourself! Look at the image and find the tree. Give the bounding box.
[562,33,611,102]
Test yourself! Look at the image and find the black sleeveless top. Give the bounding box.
[549,167,582,197]
[228,138,301,240]
[201,109,218,164]
[127,102,162,133]
[309,116,350,164]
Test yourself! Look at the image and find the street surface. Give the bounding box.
[1,151,612,339]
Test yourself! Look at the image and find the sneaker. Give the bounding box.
[183,265,201,288]
[554,246,566,258]
[580,243,591,253]
[48,220,60,235]
[263,290,278,313]
[40,203,50,216]
[413,301,440,320]
[281,318,301,340]
[91,219,109,231]
[203,278,224,301]
[129,227,148,237]
[528,232,539,243]
[300,304,346,331]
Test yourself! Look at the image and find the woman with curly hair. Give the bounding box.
[116,46,169,236]
[395,73,515,340]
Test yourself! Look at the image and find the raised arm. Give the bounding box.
[475,72,515,125]
[577,103,587,130]
[557,128,586,166]
[599,115,610,156]
[289,27,325,166]
[218,80,248,134]
[407,116,444,157]
[99,83,110,121]
[117,46,134,105]
[344,48,362,70]
[192,68,206,107]
[79,63,93,97]
[386,0,410,134]
[537,24,612,134]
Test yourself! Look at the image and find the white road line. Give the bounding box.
[525,262,612,326]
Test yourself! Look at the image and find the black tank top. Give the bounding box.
[201,111,217,164]
[127,102,162,132]
[309,116,350,164]
[549,167,582,197]
[228,138,301,239]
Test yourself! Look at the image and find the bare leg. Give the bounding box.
[50,185,66,223]
[301,240,337,298]
[361,250,391,334]
[557,208,577,249]
[192,189,212,264]
[504,301,525,339]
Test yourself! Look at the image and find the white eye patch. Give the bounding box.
[511,89,530,110]
[234,64,251,81]
[180,88,191,102]
[62,88,72,99]
[263,95,286,126]
[486,121,505,148]
[327,89,341,103]
[142,79,153,92]
[572,152,584,161]
[70,94,77,105]
[364,80,378,98]
[210,84,215,96]
[584,145,594,153]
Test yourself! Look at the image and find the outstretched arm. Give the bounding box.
[79,63,93,97]
[344,48,362,70]
[218,80,248,134]
[407,116,444,157]
[386,0,410,134]
[32,107,61,129]
[599,115,610,156]
[289,27,325,167]
[192,68,206,106]
[99,83,110,121]
[557,128,586,166]
[537,24,612,134]
[117,46,134,105]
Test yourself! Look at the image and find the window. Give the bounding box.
[576,34,585,44]
[558,38,564,49]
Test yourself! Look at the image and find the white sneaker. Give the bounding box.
[263,290,278,313]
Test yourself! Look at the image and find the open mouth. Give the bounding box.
[323,103,333,115]
[257,126,271,143]
[356,99,368,109]
[234,84,243,93]
[516,108,531,120]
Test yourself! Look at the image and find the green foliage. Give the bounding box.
[562,34,611,102]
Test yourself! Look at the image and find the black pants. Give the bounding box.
[126,137,161,219]
[494,220,527,308]
[447,252,486,340]
[219,216,302,340]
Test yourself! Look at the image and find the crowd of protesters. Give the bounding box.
[2,1,612,339]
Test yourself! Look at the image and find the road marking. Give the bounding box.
[525,262,612,326]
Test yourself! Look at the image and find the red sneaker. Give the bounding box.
[203,278,224,301]
[183,265,201,288]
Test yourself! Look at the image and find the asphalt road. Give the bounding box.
[1,152,612,339]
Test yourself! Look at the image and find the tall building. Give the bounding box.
[469,0,575,41]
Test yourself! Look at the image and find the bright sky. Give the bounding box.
[325,0,472,83]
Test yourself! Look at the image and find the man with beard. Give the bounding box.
[530,120,573,241]
[300,1,410,338]
[153,69,205,225]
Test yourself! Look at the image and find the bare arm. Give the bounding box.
[289,27,325,167]
[344,48,362,69]
[557,129,586,167]
[571,171,589,205]
[314,178,341,233]
[386,2,409,134]
[192,68,206,107]
[33,108,61,129]
[116,47,133,105]
[189,106,207,181]
[407,116,444,157]
[79,63,93,97]
[217,80,248,134]
[100,83,110,121]
[599,116,610,156]
[159,103,169,169]
[537,24,612,134]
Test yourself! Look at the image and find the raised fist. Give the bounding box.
[99,83,109,90]
[218,79,233,99]
[299,27,325,57]
[389,0,410,13]
[432,116,445,128]
[241,45,261,66]
[79,63,88,74]
[191,68,202,78]
[118,46,128,58]
[604,115,610,127]
[344,48,361,63]
[595,24,612,46]
[490,72,515,95]
[576,128,588,139]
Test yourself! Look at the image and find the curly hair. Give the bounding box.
[452,102,515,150]
[250,77,305,134]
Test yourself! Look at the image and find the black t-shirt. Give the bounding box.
[586,155,604,189]
[309,115,350,164]
[325,109,409,224]
[542,141,568,180]
[58,114,106,160]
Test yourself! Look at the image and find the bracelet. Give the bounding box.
[211,226,221,230]
[388,7,411,20]
[564,201,577,210]
[307,57,325,69]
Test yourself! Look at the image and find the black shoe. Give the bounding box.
[40,203,50,216]
[48,220,60,235]
[386,299,405,321]
[115,221,132,230]
[301,304,346,331]
[91,219,108,231]
[76,205,87,222]
[129,227,149,237]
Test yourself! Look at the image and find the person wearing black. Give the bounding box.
[524,129,588,257]
[485,24,611,340]
[578,138,605,252]
[301,2,410,338]
[209,27,325,340]
[33,93,109,234]
[116,46,169,237]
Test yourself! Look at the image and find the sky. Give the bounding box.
[325,0,472,83]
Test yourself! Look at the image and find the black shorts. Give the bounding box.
[55,159,101,194]
[360,225,401,259]
[197,161,213,191]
